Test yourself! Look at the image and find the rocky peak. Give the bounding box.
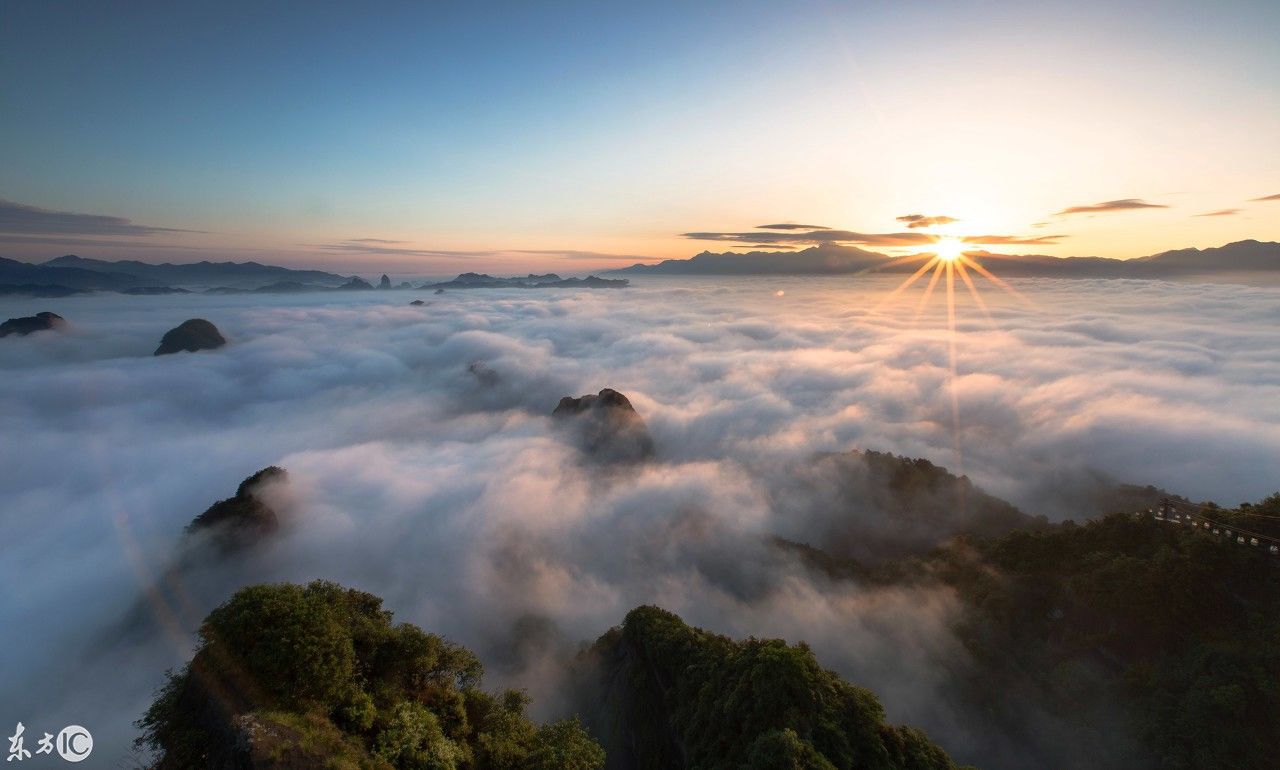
[185,466,288,554]
[553,388,654,462]
[154,318,226,355]
[0,311,65,337]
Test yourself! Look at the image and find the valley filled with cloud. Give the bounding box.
[2,275,1279,767]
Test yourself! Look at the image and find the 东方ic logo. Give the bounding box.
[6,722,93,763]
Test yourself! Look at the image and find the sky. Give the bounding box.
[2,0,1279,272]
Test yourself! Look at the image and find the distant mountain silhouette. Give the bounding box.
[0,283,87,297]
[5,240,1274,296]
[1137,239,1280,270]
[612,243,886,275]
[0,255,150,290]
[0,255,368,294]
[424,272,628,289]
[608,240,1280,278]
[42,255,351,289]
[337,275,375,290]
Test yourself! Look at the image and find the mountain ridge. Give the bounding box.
[607,239,1280,277]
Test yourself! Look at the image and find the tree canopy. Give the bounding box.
[137,580,603,770]
[578,606,965,770]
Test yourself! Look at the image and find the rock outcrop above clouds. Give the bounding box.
[184,466,288,554]
[553,388,655,462]
[0,311,65,337]
[155,318,227,355]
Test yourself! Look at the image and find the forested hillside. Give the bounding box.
[574,606,966,770]
[136,581,604,769]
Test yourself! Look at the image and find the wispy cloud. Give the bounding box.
[0,198,197,236]
[310,240,498,259]
[0,234,185,249]
[754,223,831,231]
[1250,193,1280,202]
[1054,198,1168,215]
[683,224,1064,249]
[960,234,1067,246]
[513,249,659,261]
[311,241,656,263]
[896,214,959,229]
[682,229,935,248]
[1194,209,1241,217]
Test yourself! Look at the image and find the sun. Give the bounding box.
[933,237,965,262]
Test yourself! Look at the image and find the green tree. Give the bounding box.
[136,581,604,770]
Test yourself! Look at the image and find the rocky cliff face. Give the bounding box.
[184,467,287,555]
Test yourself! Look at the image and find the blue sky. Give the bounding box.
[3,0,1279,271]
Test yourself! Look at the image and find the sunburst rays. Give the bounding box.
[874,244,1030,474]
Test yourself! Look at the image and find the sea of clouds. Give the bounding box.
[2,274,1278,767]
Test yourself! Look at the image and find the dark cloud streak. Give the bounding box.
[0,198,198,236]
[961,234,1067,245]
[1054,198,1168,215]
[310,241,658,263]
[0,234,187,249]
[682,229,936,247]
[684,225,1066,248]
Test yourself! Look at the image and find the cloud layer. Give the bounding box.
[1,277,1278,767]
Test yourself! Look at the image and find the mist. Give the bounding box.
[2,274,1278,767]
